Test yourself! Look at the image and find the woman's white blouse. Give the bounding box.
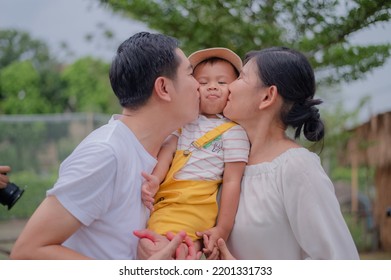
[227,148,359,259]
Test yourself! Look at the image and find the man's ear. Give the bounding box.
[259,85,278,109]
[154,76,172,102]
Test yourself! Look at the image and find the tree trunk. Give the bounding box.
[375,165,391,251]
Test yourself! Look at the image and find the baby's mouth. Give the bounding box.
[207,94,220,99]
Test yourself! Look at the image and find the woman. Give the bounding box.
[214,47,359,259]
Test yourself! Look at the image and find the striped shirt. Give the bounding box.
[174,114,249,181]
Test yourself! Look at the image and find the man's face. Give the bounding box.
[171,49,200,126]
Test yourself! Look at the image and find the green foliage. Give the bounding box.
[0,29,52,69]
[99,0,391,85]
[0,29,119,114]
[298,94,366,156]
[0,29,66,114]
[61,57,120,113]
[331,165,374,190]
[344,212,375,252]
[0,61,54,114]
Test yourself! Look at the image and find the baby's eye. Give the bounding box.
[199,82,207,85]
[218,81,227,84]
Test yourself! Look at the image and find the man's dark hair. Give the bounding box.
[109,32,179,110]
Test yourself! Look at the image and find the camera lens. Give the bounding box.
[0,182,24,210]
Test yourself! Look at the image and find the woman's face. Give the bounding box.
[223,58,263,124]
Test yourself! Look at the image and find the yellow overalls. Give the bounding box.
[147,121,236,240]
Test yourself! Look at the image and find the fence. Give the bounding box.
[0,113,112,257]
[0,113,110,219]
[0,113,109,173]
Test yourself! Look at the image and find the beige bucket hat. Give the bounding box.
[188,47,242,72]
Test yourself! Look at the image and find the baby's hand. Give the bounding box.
[196,226,228,257]
[141,172,160,211]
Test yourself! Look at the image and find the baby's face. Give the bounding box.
[193,60,238,118]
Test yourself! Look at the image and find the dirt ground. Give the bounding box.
[0,219,27,259]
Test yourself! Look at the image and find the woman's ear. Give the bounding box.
[259,85,278,109]
[154,77,172,102]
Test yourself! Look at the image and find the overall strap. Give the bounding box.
[192,121,237,149]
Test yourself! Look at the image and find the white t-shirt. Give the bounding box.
[227,148,359,260]
[175,114,249,181]
[47,115,157,259]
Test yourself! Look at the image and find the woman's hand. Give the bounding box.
[196,226,228,259]
[217,238,236,260]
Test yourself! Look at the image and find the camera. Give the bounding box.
[0,182,24,210]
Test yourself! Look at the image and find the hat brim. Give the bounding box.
[188,48,242,73]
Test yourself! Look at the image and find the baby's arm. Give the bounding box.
[141,134,178,210]
[199,161,246,253]
[216,161,246,237]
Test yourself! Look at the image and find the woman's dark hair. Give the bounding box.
[244,47,324,142]
[109,32,179,110]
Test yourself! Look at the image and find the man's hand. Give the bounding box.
[134,229,201,260]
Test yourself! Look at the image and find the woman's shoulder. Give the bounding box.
[277,147,320,168]
[282,147,318,159]
[245,147,317,175]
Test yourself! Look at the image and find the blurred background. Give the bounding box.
[0,0,390,259]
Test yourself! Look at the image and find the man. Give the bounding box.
[11,32,200,259]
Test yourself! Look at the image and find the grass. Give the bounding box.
[360,251,391,260]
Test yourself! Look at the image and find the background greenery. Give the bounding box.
[1,0,391,253]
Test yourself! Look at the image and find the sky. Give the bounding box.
[1,0,390,124]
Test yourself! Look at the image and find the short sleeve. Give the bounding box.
[223,125,250,163]
[47,142,117,226]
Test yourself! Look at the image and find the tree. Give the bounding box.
[61,57,120,113]
[0,29,66,113]
[99,0,391,86]
[0,29,118,114]
[0,61,54,114]
[0,29,52,69]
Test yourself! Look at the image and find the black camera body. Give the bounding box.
[0,182,24,210]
